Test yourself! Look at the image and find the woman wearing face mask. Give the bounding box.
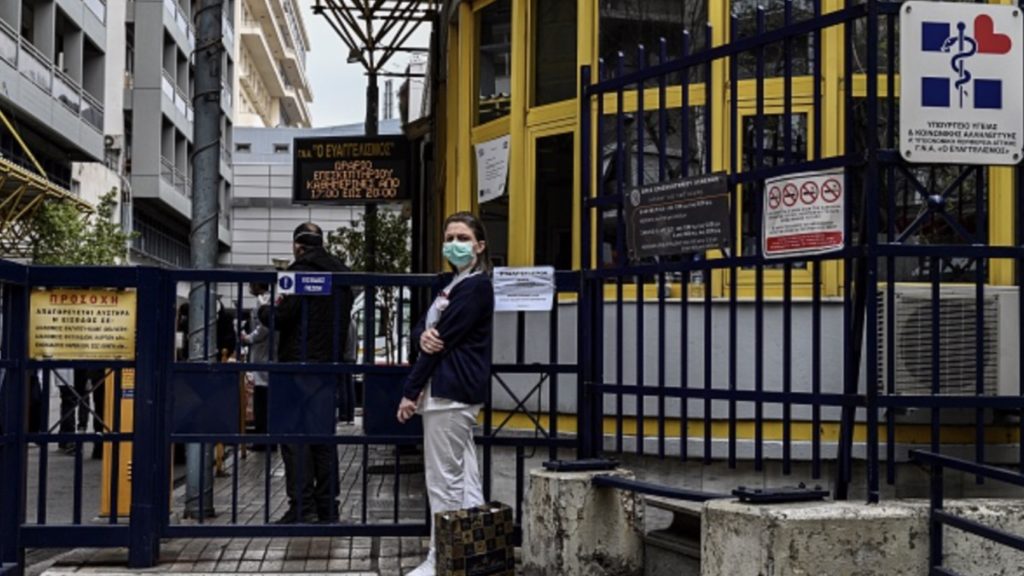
[397,211,493,576]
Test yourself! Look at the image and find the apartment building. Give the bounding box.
[0,0,107,209]
[112,0,235,268]
[232,0,312,128]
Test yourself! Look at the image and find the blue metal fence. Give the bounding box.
[911,450,1024,575]
[578,0,1024,506]
[0,262,579,573]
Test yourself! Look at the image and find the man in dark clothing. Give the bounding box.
[263,222,353,524]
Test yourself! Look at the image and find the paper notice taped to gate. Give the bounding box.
[493,267,555,312]
[28,288,137,360]
[763,169,845,259]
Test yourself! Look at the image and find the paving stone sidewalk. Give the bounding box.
[35,420,530,576]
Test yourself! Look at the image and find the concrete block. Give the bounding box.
[702,500,929,576]
[522,468,644,576]
[944,500,1024,575]
[702,499,1024,576]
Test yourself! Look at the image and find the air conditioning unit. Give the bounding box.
[105,134,123,150]
[876,284,1019,397]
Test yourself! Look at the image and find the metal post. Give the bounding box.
[185,0,223,519]
[363,70,378,363]
[0,280,28,574]
[128,268,163,568]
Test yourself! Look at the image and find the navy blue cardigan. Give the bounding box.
[403,273,493,405]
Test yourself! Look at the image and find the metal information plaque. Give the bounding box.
[292,135,410,203]
[624,173,731,260]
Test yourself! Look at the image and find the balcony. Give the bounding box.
[54,71,82,114]
[4,30,105,135]
[19,42,51,92]
[160,156,191,198]
[0,18,16,64]
[161,70,174,98]
[84,0,106,23]
[174,85,188,117]
[164,0,194,49]
[82,92,103,131]
[223,16,234,48]
[221,81,232,113]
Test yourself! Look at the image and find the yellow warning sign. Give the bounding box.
[28,288,137,360]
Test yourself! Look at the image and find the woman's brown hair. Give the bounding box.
[443,211,493,275]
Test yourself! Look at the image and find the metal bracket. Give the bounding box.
[543,459,619,473]
[732,483,830,504]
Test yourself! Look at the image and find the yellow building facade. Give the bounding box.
[433,0,1018,298]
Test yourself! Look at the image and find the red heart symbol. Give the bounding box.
[975,15,1012,55]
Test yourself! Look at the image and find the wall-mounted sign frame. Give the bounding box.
[292,135,410,203]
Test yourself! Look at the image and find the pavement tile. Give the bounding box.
[349,558,372,571]
[327,559,351,571]
[236,560,262,571]
[304,559,329,571]
[213,560,239,572]
[262,549,286,561]
[259,559,284,572]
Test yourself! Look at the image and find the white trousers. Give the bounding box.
[421,405,484,552]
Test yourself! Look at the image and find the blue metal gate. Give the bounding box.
[577,0,1024,571]
[0,264,579,572]
[577,0,1024,527]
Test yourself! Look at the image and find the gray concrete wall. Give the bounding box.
[702,499,1024,576]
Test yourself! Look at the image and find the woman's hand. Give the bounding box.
[397,397,418,423]
[420,328,445,354]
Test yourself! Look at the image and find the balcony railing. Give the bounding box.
[223,17,234,47]
[221,81,232,112]
[0,18,16,64]
[174,86,188,117]
[173,167,186,195]
[160,156,192,197]
[133,217,190,268]
[54,71,82,114]
[82,91,103,132]
[176,11,188,37]
[84,0,106,23]
[160,156,175,185]
[19,41,51,91]
[161,71,175,100]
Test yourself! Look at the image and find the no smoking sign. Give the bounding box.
[763,169,846,259]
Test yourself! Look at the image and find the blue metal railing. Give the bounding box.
[911,450,1024,575]
[0,262,580,572]
[578,0,1024,507]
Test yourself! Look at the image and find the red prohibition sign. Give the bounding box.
[782,183,799,207]
[821,178,842,203]
[800,181,819,205]
[768,186,782,210]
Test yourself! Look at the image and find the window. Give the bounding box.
[533,0,576,107]
[534,133,574,270]
[849,98,986,283]
[235,142,251,153]
[733,0,815,80]
[599,107,708,266]
[476,0,511,125]
[479,195,509,267]
[600,0,707,81]
[740,112,809,262]
[273,143,290,154]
